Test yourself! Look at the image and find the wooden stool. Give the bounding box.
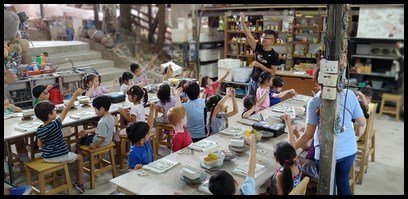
[155,123,175,150]
[379,93,402,121]
[24,158,73,195]
[79,142,117,189]
[119,132,158,169]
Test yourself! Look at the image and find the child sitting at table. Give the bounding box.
[205,88,238,135]
[4,96,22,115]
[256,72,273,111]
[126,103,156,170]
[176,82,207,143]
[83,73,118,98]
[119,72,134,94]
[265,141,303,195]
[355,86,373,120]
[269,76,297,106]
[209,134,257,195]
[34,88,85,193]
[78,96,115,149]
[130,54,158,87]
[241,92,268,119]
[167,106,192,152]
[200,71,230,99]
[118,85,148,124]
[32,84,53,106]
[176,79,188,103]
[156,83,176,124]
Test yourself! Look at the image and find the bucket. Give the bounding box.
[232,67,252,83]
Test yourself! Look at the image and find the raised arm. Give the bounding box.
[174,87,182,107]
[60,88,83,121]
[247,134,256,178]
[226,88,238,117]
[107,79,119,93]
[283,113,297,148]
[145,54,159,71]
[147,103,157,129]
[240,12,257,50]
[211,92,230,119]
[272,89,297,99]
[218,70,230,83]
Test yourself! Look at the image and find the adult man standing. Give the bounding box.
[240,12,280,96]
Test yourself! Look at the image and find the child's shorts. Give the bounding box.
[43,152,78,163]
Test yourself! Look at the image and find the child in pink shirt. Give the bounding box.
[256,72,273,111]
[200,71,230,99]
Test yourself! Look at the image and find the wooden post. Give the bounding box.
[156,4,166,51]
[317,4,350,195]
[119,4,131,32]
[94,4,100,29]
[40,4,44,19]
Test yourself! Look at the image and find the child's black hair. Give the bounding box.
[184,82,200,101]
[119,72,134,86]
[176,79,188,91]
[359,86,373,97]
[83,73,98,90]
[208,170,236,195]
[205,95,222,135]
[129,63,141,74]
[34,101,55,122]
[259,71,272,85]
[263,29,276,36]
[201,76,210,88]
[126,122,150,145]
[274,141,297,195]
[243,95,255,110]
[272,76,284,88]
[127,85,148,104]
[157,83,171,104]
[92,95,112,111]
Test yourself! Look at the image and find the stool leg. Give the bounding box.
[396,102,400,121]
[379,99,385,118]
[89,153,96,189]
[109,147,117,178]
[29,136,35,160]
[52,171,58,188]
[25,165,32,189]
[38,173,46,195]
[371,134,375,162]
[120,139,125,169]
[64,164,73,195]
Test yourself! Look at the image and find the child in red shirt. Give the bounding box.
[200,71,230,99]
[167,106,192,152]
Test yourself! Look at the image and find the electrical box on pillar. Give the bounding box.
[319,59,339,100]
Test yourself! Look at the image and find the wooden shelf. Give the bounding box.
[351,54,399,60]
[350,72,395,78]
[294,32,319,36]
[271,43,289,46]
[226,30,262,33]
[293,25,319,29]
[293,41,320,45]
[292,55,318,59]
[227,54,255,58]
[295,15,320,18]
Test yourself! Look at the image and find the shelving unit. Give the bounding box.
[348,37,403,103]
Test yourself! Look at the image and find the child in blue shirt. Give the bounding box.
[269,76,297,106]
[126,103,156,170]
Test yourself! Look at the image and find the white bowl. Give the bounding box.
[203,152,225,168]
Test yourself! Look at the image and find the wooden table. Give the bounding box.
[110,122,287,195]
[109,95,312,195]
[3,93,159,185]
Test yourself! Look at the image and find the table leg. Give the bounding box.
[4,140,14,185]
